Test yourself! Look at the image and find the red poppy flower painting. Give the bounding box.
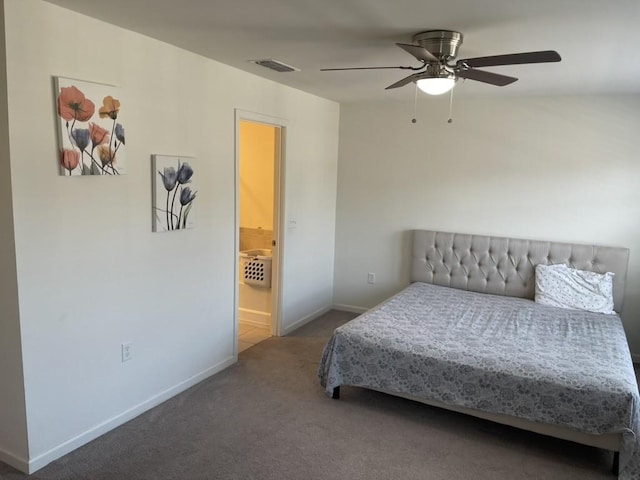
[58,86,95,122]
[55,77,127,176]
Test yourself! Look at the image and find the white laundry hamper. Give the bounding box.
[240,249,272,288]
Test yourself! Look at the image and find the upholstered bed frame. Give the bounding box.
[411,230,629,313]
[394,230,631,454]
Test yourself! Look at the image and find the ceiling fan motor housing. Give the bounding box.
[413,30,463,61]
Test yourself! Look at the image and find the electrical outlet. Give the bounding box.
[367,272,376,284]
[121,342,133,362]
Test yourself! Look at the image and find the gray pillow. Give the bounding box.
[534,263,615,315]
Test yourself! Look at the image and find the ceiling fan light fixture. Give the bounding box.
[416,76,456,95]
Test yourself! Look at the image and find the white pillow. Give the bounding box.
[534,263,615,315]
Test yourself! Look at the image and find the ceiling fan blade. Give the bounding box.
[458,50,561,68]
[385,72,422,90]
[321,66,414,71]
[456,69,518,86]
[396,43,438,63]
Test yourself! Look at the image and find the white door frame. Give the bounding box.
[234,109,287,353]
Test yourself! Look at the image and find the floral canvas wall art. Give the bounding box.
[55,77,126,176]
[152,155,197,232]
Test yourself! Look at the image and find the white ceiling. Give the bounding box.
[43,0,640,103]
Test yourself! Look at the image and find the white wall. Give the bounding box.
[2,0,338,472]
[0,0,29,470]
[334,95,640,355]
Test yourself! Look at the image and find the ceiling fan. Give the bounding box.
[321,30,561,95]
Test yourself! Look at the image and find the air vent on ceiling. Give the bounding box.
[250,59,300,73]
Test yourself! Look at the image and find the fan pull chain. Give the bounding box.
[447,86,454,124]
[411,83,418,124]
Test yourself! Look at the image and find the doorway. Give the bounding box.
[235,111,285,355]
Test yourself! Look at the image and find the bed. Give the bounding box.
[319,230,639,479]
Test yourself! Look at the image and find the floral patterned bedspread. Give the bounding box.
[318,282,640,479]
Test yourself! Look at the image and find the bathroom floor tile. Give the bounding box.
[238,323,271,353]
[238,323,253,335]
[240,329,271,344]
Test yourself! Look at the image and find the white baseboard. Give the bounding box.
[0,446,29,474]
[238,307,271,328]
[281,305,332,336]
[26,355,236,474]
[332,303,368,314]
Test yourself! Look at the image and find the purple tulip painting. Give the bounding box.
[54,77,127,176]
[152,155,197,232]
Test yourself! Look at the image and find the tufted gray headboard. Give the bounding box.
[411,230,630,313]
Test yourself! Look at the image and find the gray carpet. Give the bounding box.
[0,310,616,479]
